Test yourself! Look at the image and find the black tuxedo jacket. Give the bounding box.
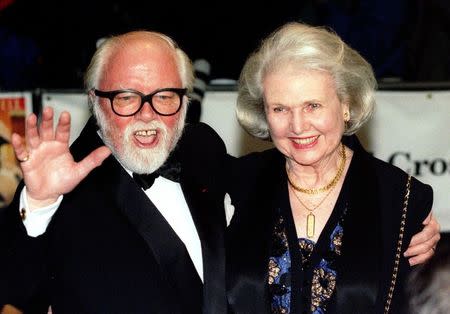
[226,135,432,314]
[0,117,227,314]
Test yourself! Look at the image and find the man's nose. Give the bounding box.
[137,101,157,120]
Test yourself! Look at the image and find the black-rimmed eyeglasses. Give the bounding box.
[94,88,187,117]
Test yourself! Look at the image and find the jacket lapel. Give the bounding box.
[114,165,203,312]
[179,162,226,314]
[174,122,228,314]
[73,116,203,312]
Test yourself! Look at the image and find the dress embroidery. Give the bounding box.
[268,216,291,313]
[268,213,345,313]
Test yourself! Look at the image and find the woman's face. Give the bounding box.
[264,67,348,168]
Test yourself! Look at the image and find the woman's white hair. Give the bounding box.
[237,22,377,139]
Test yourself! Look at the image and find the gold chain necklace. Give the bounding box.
[290,184,335,238]
[286,143,346,195]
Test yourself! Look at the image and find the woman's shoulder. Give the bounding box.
[235,148,281,167]
[348,135,431,193]
[358,146,433,227]
[227,148,281,180]
[367,152,432,194]
[226,148,282,189]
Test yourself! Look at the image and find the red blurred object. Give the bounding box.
[0,0,15,12]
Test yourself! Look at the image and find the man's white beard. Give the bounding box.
[93,105,186,174]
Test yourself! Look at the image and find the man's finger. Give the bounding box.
[409,213,439,246]
[55,111,71,143]
[39,107,55,141]
[25,113,40,149]
[11,133,28,161]
[408,250,434,266]
[76,146,112,180]
[404,234,439,257]
[422,212,432,225]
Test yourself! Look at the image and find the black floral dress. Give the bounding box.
[268,205,347,314]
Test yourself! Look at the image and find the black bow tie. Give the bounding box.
[132,157,181,190]
[133,172,159,190]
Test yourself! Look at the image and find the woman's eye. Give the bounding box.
[307,103,321,110]
[273,107,285,113]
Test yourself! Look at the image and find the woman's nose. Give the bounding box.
[290,110,308,134]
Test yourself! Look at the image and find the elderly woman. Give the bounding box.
[226,22,439,314]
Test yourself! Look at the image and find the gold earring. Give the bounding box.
[344,112,350,122]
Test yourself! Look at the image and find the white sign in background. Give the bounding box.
[200,91,274,157]
[41,92,91,145]
[358,91,450,232]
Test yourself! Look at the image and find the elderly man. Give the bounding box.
[0,31,227,313]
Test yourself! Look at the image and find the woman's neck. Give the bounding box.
[286,144,346,190]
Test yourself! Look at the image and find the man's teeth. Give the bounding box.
[293,137,317,144]
[135,130,156,136]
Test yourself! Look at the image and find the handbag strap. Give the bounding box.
[384,175,412,314]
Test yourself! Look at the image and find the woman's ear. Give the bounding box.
[342,103,350,122]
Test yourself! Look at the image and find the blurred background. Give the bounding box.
[1,0,450,90]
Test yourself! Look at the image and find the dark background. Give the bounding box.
[1,0,450,90]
